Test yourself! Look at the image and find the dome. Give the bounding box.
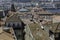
[19,8,29,12]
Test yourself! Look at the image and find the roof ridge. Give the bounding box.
[6,14,14,20]
[6,14,21,22]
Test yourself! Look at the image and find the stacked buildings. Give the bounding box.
[0,0,60,40]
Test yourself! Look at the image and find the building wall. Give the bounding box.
[5,22,21,28]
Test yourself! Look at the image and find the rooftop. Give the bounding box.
[0,27,15,40]
[43,21,60,33]
[6,13,21,22]
[19,8,30,12]
[53,16,60,23]
[34,11,53,15]
[28,23,50,40]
